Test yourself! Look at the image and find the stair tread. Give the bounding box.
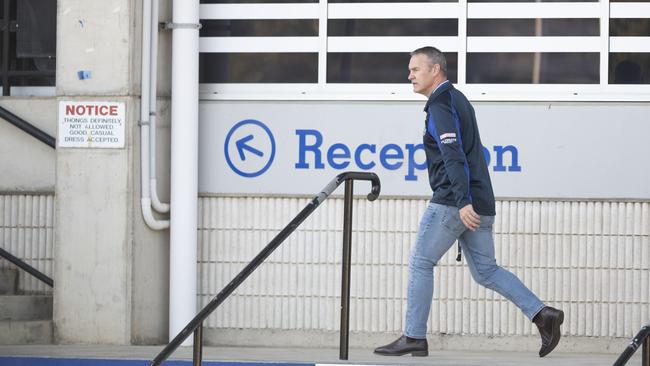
[0,319,53,345]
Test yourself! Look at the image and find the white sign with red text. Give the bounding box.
[58,101,125,148]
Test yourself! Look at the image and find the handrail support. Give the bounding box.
[339,179,353,360]
[193,323,203,366]
[150,172,380,366]
[613,322,650,366]
[643,333,649,366]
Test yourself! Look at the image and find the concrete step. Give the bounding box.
[0,267,18,294]
[0,295,53,321]
[0,320,52,344]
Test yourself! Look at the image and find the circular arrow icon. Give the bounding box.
[224,119,276,178]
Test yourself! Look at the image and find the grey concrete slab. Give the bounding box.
[0,268,18,295]
[0,321,52,345]
[0,344,637,366]
[0,295,52,321]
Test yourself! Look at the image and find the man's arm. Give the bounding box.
[427,98,480,230]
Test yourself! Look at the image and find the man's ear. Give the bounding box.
[432,64,441,75]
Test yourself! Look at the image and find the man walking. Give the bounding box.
[374,47,564,358]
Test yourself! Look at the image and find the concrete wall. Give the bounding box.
[0,99,56,192]
[56,1,136,96]
[130,0,172,345]
[0,0,173,345]
[130,98,171,345]
[55,109,134,343]
[54,0,171,345]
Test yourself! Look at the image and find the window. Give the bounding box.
[0,0,56,96]
[328,52,457,83]
[328,19,457,37]
[200,53,318,83]
[467,19,599,36]
[200,19,319,37]
[198,0,650,100]
[467,53,599,84]
[609,6,650,84]
[609,54,649,84]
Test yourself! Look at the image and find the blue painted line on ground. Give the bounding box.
[0,357,314,366]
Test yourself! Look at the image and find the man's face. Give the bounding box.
[408,54,439,96]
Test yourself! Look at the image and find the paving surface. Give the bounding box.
[0,344,638,366]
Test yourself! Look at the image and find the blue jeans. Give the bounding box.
[404,202,545,339]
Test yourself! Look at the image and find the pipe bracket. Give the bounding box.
[162,22,202,30]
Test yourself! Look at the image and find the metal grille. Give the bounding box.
[0,193,54,294]
[198,197,650,338]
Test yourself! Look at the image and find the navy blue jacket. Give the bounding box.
[422,81,496,216]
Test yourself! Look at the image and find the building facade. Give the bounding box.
[0,0,648,352]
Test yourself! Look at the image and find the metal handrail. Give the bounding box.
[0,105,56,148]
[0,246,53,287]
[613,321,650,366]
[150,172,381,366]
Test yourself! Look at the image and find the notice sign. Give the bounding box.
[58,101,125,148]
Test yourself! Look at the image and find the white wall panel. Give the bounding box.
[198,197,649,338]
[0,194,54,294]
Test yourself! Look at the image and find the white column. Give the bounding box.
[169,0,200,344]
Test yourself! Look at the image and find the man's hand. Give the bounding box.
[459,204,481,231]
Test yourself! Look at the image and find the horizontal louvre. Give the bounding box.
[200,4,319,19]
[466,37,601,52]
[328,3,460,18]
[199,37,319,53]
[327,36,458,52]
[610,3,650,18]
[610,37,650,52]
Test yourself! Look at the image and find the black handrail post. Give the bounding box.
[643,334,649,366]
[339,179,353,360]
[193,322,203,366]
[613,322,650,366]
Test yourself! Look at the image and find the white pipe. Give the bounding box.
[140,0,169,230]
[149,0,170,214]
[170,0,199,345]
[141,198,169,230]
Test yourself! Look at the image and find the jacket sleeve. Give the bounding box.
[427,100,472,209]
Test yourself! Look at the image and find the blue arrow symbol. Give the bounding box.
[236,134,264,160]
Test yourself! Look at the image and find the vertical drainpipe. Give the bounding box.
[141,0,169,230]
[149,0,170,214]
[169,0,199,344]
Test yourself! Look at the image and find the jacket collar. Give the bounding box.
[423,80,452,111]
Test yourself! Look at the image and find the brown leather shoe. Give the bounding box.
[374,335,428,356]
[534,306,564,357]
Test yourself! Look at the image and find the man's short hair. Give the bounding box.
[411,46,447,76]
